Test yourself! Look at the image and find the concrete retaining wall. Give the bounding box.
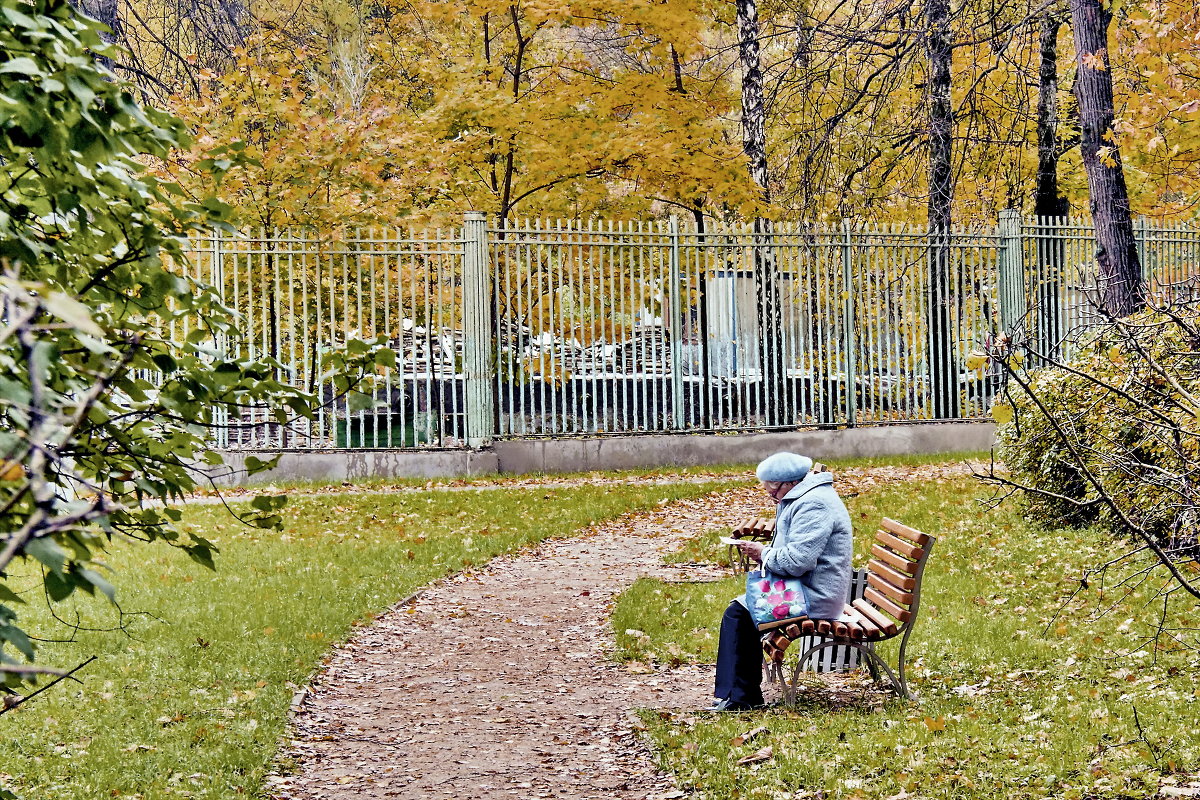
[215,422,994,486]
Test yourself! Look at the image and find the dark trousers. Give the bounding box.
[714,601,764,707]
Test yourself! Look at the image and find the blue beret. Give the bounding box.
[755,452,813,483]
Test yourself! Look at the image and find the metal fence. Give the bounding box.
[1017,215,1200,362]
[178,213,1200,450]
[178,228,469,449]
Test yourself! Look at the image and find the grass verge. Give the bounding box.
[205,448,990,495]
[0,481,718,799]
[614,476,1200,800]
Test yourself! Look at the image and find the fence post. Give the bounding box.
[668,216,685,430]
[211,228,228,449]
[841,219,857,427]
[462,211,495,448]
[1135,215,1150,288]
[997,209,1026,337]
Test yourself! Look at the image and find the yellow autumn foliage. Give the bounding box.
[149,0,1200,226]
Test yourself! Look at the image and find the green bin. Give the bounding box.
[335,414,436,448]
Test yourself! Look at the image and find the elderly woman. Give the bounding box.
[709,452,853,711]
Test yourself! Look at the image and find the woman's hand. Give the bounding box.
[734,540,765,564]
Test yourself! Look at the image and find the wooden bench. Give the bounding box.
[755,518,936,702]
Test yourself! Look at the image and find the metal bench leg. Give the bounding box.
[796,641,913,701]
[893,629,914,699]
[862,642,882,683]
[762,657,795,706]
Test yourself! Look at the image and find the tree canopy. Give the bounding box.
[70,0,1196,227]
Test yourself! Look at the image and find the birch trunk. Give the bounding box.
[737,0,770,202]
[925,0,958,419]
[1035,11,1069,219]
[70,0,122,68]
[1034,10,1069,358]
[737,0,787,426]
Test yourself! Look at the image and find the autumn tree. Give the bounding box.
[165,34,413,231]
[1120,1,1200,217]
[384,0,758,222]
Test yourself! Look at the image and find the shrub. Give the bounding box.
[994,308,1200,545]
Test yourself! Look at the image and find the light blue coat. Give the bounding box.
[755,471,853,620]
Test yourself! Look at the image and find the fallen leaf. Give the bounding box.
[923,715,946,732]
[736,745,773,765]
[1161,788,1200,799]
[731,725,768,747]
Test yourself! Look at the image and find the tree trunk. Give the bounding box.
[925,0,958,419]
[737,0,770,202]
[737,0,787,427]
[694,204,713,430]
[70,0,122,68]
[1034,10,1069,359]
[1069,0,1144,317]
[1035,11,1070,219]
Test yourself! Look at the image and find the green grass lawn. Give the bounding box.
[0,481,718,800]
[614,476,1200,800]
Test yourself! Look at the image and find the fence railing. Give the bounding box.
[177,213,1200,450]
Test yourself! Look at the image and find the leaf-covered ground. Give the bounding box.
[9,458,1190,800]
[0,482,717,799]
[266,462,983,800]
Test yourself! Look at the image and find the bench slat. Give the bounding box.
[851,598,899,636]
[841,605,881,639]
[758,614,813,633]
[865,587,912,623]
[881,517,933,546]
[870,543,917,575]
[868,572,915,606]
[867,558,917,590]
[784,620,813,639]
[876,530,926,560]
[733,517,776,541]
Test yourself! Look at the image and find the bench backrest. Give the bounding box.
[849,518,935,638]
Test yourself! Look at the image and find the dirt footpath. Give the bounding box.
[267,464,974,800]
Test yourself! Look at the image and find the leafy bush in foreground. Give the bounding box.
[994,308,1200,549]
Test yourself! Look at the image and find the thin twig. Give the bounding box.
[0,655,96,713]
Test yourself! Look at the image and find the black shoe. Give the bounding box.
[704,698,756,712]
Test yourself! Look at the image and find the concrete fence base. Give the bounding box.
[212,422,994,486]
